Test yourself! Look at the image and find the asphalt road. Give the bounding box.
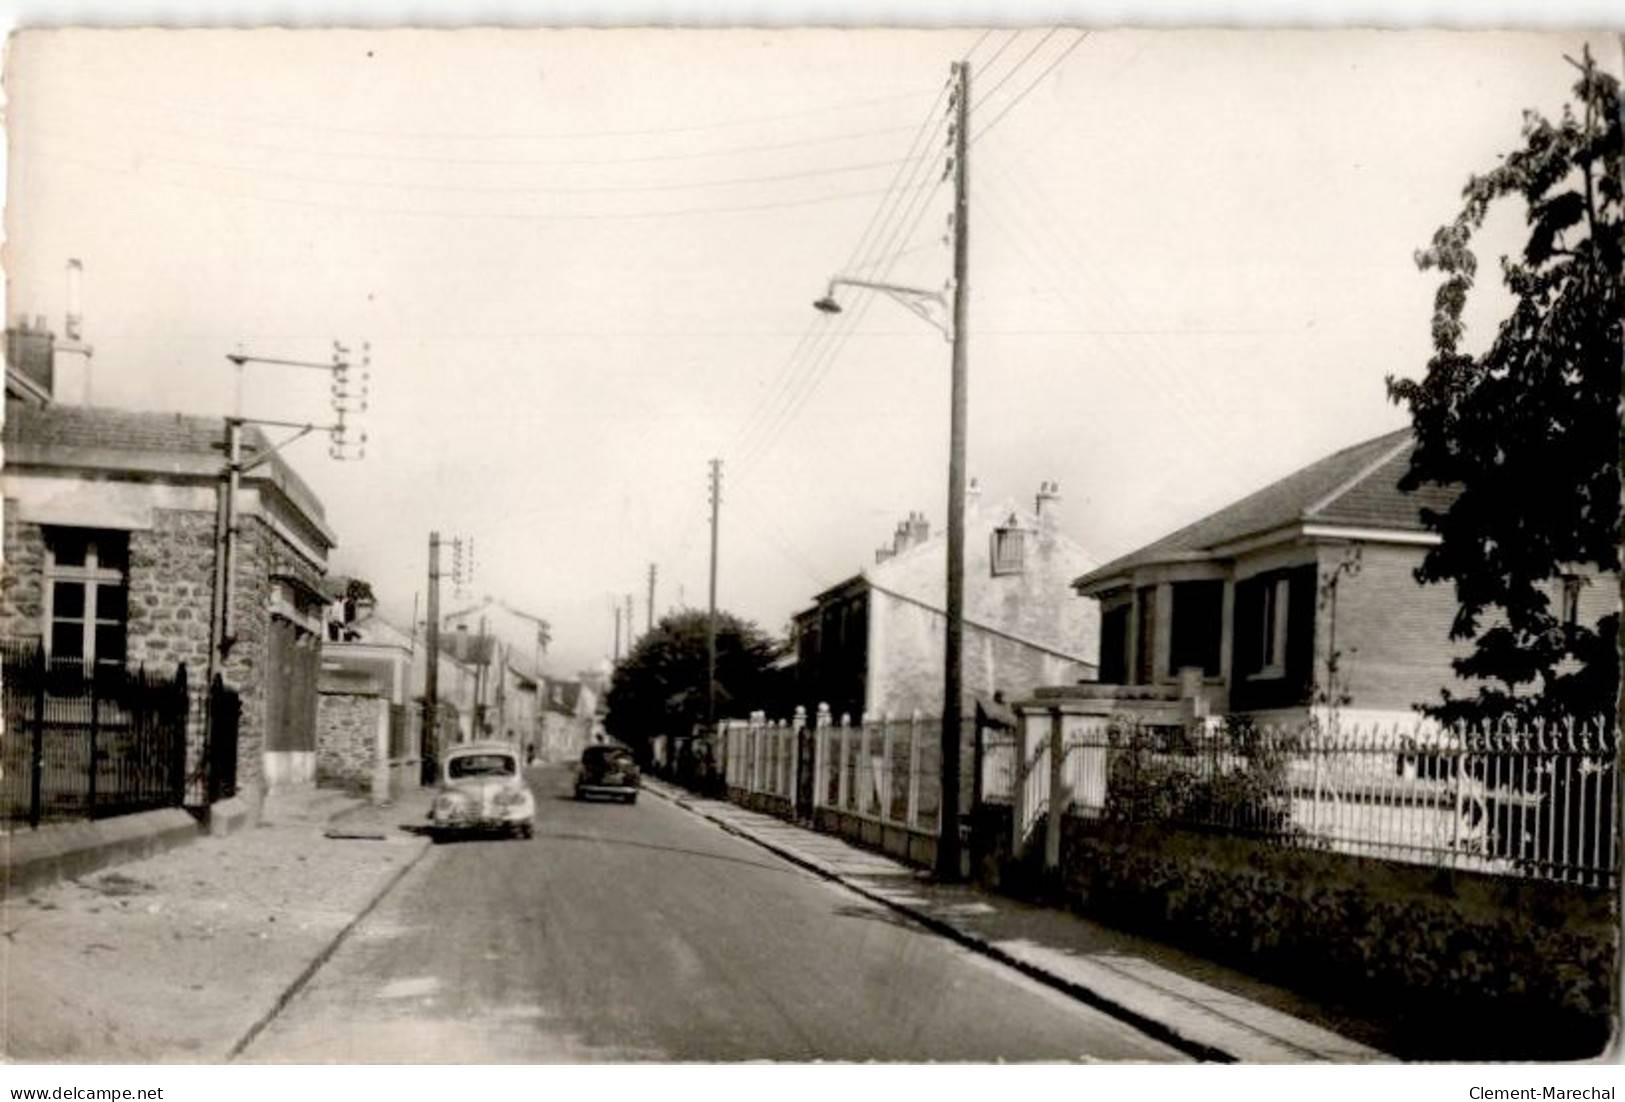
[242,763,1187,1062]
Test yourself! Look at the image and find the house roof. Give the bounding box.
[3,401,331,539]
[1075,428,1458,590]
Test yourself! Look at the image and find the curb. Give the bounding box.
[643,781,1232,1064]
[2,808,205,899]
[225,828,433,1061]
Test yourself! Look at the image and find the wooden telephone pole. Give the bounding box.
[937,58,971,883]
[421,531,441,786]
[706,459,722,732]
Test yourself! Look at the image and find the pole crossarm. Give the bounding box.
[820,276,953,341]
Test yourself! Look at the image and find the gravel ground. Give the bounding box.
[2,788,434,1063]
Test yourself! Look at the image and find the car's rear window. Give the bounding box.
[448,753,517,778]
[583,747,633,766]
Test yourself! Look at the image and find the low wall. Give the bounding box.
[1047,815,1618,1060]
[813,807,937,868]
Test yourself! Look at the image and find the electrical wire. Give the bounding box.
[71,84,940,143]
[33,149,905,222]
[74,145,930,197]
[971,29,1060,113]
[972,31,1092,144]
[32,110,927,169]
[720,84,953,461]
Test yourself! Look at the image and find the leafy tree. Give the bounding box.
[1387,47,1621,729]
[604,609,783,757]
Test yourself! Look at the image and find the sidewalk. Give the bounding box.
[645,779,1390,1064]
[2,785,437,1063]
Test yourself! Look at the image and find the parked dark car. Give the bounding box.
[575,744,641,804]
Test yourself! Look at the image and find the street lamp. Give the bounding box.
[813,59,971,883]
[812,277,951,340]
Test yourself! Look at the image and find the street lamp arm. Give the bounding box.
[815,275,953,341]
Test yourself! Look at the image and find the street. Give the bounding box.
[241,763,1187,1062]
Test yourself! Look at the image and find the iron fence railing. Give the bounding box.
[1010,715,1619,890]
[3,640,241,827]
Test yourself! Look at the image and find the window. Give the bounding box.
[1099,604,1129,684]
[1168,580,1223,678]
[45,528,129,675]
[991,518,1026,576]
[1256,575,1290,677]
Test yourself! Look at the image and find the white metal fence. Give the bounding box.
[718,707,981,837]
[1006,713,1619,889]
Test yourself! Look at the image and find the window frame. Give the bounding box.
[990,524,1026,576]
[42,527,130,674]
[1249,575,1290,681]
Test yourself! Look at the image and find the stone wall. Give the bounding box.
[317,692,383,791]
[0,504,46,639]
[2,502,326,797]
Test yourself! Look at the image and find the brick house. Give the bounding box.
[2,401,336,798]
[792,484,1099,721]
[1058,427,1617,728]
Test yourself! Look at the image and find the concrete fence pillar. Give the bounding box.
[815,703,832,808]
[838,713,852,811]
[1044,708,1065,873]
[880,714,895,823]
[907,709,922,830]
[857,715,873,817]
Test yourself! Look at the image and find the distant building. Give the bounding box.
[2,401,337,795]
[792,483,1099,720]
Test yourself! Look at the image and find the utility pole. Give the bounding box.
[938,58,971,883]
[706,458,722,732]
[612,598,622,662]
[422,531,441,786]
[625,593,635,652]
[647,563,657,634]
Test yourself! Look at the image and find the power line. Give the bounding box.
[972,31,1092,144]
[729,91,954,460]
[73,83,940,143]
[35,149,903,223]
[721,84,953,461]
[32,110,926,170]
[971,29,1022,80]
[78,144,929,198]
[971,28,1060,113]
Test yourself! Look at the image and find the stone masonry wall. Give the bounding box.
[0,505,46,641]
[317,692,382,791]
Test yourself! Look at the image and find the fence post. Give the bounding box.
[816,703,831,808]
[907,709,922,830]
[838,713,852,812]
[881,713,895,823]
[1045,707,1064,873]
[30,644,46,829]
[87,661,101,815]
[801,705,816,813]
[857,714,873,817]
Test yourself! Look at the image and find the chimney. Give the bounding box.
[907,510,930,546]
[875,547,894,564]
[1035,480,1061,523]
[967,476,982,510]
[65,259,84,342]
[892,521,909,555]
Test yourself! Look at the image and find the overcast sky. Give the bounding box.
[6,27,1619,675]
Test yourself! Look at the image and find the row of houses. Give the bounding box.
[785,429,1615,735]
[2,314,601,825]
